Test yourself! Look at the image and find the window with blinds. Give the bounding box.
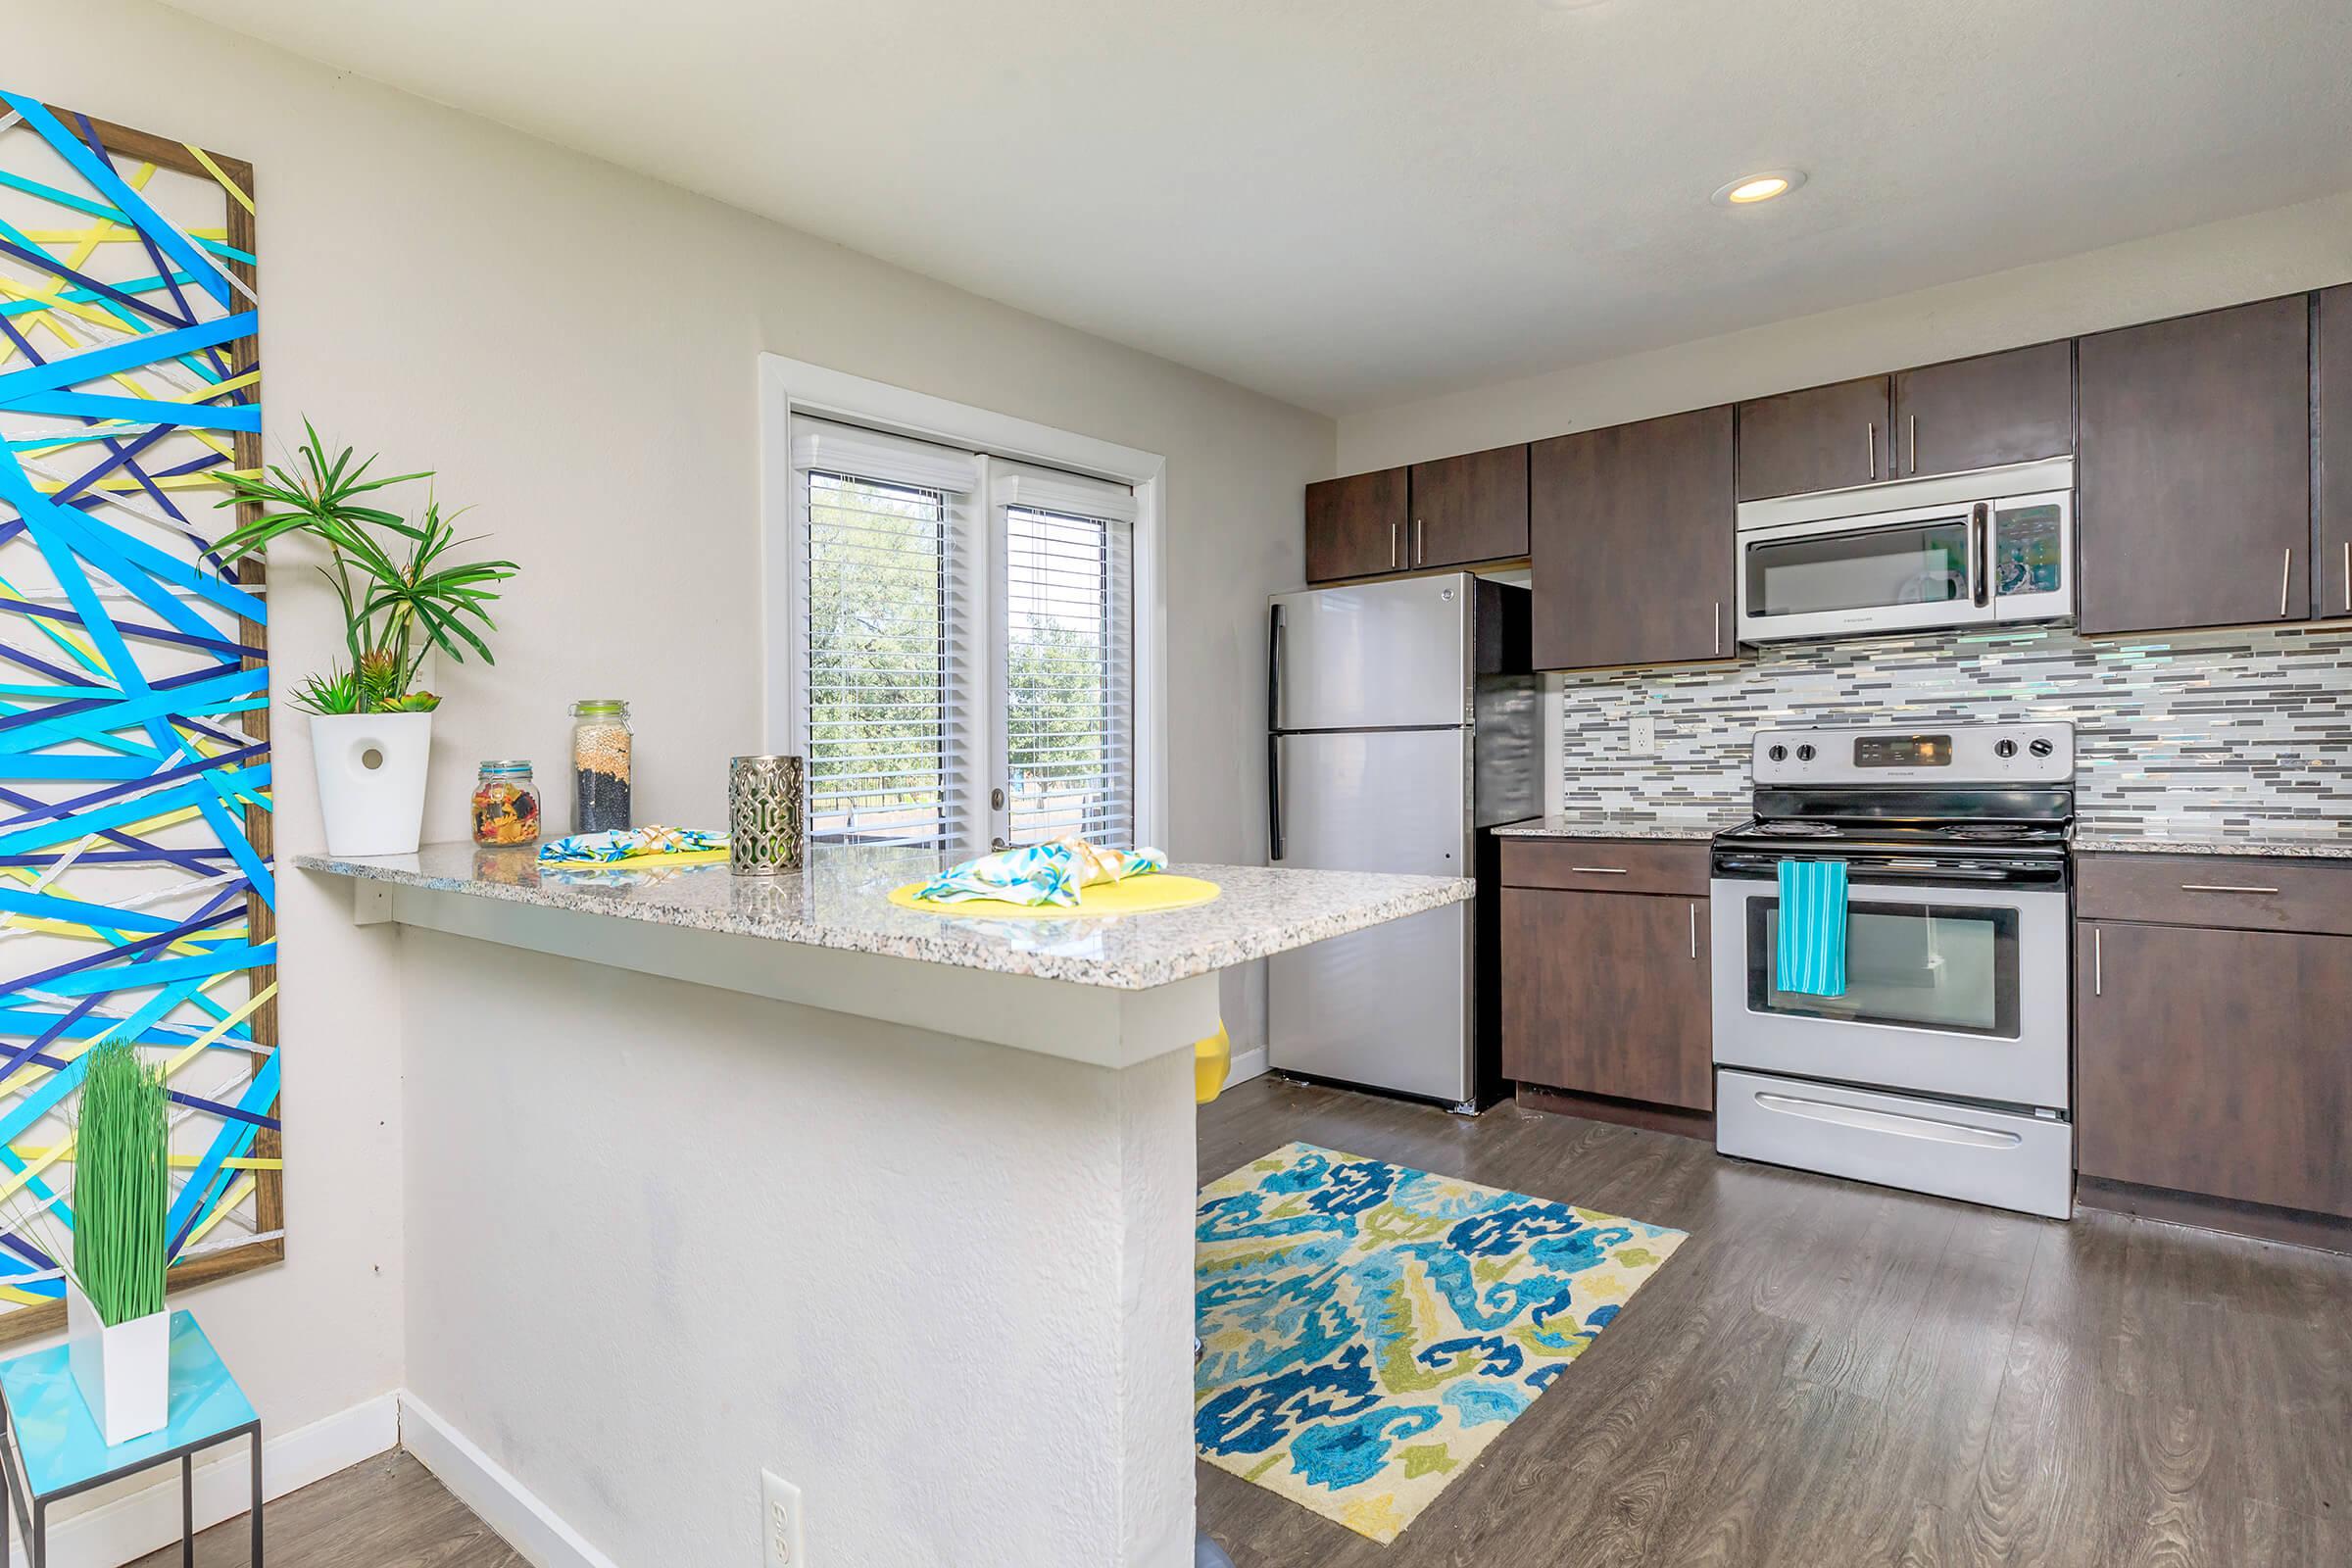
[786,417,1138,858]
[802,470,958,847]
[1004,505,1133,846]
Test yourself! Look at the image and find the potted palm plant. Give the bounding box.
[67,1042,170,1446]
[215,423,516,856]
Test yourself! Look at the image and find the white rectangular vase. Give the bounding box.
[310,710,432,857]
[67,1277,169,1446]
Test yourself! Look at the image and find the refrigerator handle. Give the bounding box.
[1266,603,1286,860]
[1267,603,1284,731]
[1267,734,1285,861]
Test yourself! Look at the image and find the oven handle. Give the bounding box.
[1713,856,2059,885]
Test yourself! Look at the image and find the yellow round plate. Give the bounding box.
[888,874,1221,918]
[540,849,733,870]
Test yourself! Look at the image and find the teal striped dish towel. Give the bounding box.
[1776,858,1849,997]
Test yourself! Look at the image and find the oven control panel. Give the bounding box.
[1752,722,2073,786]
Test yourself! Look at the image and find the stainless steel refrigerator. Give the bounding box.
[1266,573,1539,1108]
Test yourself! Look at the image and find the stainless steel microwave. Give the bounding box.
[1734,457,2074,646]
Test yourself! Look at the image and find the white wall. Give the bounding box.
[1339,188,2352,471]
[12,0,1329,1542]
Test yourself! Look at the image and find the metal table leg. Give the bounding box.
[182,1451,194,1566]
[250,1425,264,1566]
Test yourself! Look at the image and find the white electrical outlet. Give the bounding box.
[1629,712,1657,754]
[761,1470,804,1567]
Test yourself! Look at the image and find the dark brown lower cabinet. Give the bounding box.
[1500,886,1712,1111]
[2077,918,2352,1218]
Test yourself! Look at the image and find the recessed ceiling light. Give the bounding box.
[1712,170,1806,206]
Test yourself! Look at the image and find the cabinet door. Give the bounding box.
[1891,340,2074,479]
[1407,445,1529,567]
[1500,888,1712,1110]
[1531,408,1734,669]
[1735,375,1890,502]
[2077,921,2352,1216]
[2077,296,2312,636]
[2321,284,2352,621]
[1304,467,1406,582]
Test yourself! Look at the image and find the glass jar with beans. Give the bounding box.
[570,699,632,833]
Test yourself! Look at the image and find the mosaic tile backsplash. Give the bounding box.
[1555,623,2352,837]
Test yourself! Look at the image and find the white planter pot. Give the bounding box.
[66,1277,169,1446]
[310,710,432,857]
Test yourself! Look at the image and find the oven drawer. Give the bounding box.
[2075,854,2352,937]
[1501,838,1709,896]
[1716,1068,2074,1219]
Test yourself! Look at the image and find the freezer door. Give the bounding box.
[1270,903,1472,1102]
[1271,576,1472,731]
[1270,729,1467,874]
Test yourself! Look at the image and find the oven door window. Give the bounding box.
[1746,895,2021,1038]
[1744,516,1970,618]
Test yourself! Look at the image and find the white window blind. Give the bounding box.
[993,466,1136,849]
[792,421,979,849]
[786,420,1138,857]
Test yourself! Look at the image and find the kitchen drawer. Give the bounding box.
[1499,838,1709,897]
[1717,1068,2074,1220]
[2075,853,2352,937]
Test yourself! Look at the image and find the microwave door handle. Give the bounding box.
[1971,503,1990,609]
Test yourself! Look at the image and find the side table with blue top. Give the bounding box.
[0,1312,262,1566]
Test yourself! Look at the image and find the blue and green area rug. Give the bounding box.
[1195,1142,1687,1544]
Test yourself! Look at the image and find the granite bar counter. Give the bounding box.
[301,842,1466,1568]
[1494,810,1746,842]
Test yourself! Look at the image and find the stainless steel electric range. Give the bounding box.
[1708,721,2075,1219]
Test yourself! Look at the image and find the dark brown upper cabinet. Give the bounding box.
[1735,375,1890,502]
[2077,296,2312,636]
[1531,407,1735,670]
[2321,285,2352,621]
[1303,466,1407,583]
[1407,444,1529,568]
[1889,340,2075,479]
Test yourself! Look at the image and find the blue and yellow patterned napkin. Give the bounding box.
[538,826,726,865]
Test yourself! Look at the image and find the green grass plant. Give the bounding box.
[74,1042,169,1326]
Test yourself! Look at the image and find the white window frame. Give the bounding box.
[759,355,1169,853]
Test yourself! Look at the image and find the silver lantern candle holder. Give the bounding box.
[728,755,806,875]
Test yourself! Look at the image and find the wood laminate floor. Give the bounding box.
[124,1450,521,1568]
[1197,1074,2352,1568]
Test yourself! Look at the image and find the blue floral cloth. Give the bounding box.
[537,826,726,864]
[916,838,1166,907]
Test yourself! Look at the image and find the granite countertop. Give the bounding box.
[2069,823,2352,860]
[295,842,1471,990]
[1494,811,1746,842]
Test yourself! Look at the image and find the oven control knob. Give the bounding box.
[1794,744,1816,762]
[1767,744,1788,762]
[2029,738,2055,759]
[1994,739,2018,759]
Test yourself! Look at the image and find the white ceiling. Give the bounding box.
[162,0,2352,416]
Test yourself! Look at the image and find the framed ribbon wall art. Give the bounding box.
[0,91,278,1345]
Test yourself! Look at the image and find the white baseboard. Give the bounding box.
[398,1392,617,1568]
[1227,1045,1268,1085]
[9,1391,397,1568]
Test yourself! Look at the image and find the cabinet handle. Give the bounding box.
[1415,516,1425,566]
[2280,547,2292,617]
[1690,901,1698,959]
[2092,926,2101,997]
[1867,421,1878,480]
[1907,414,1917,475]
[1713,601,1723,656]
[1570,865,1629,875]
[2342,540,2348,615]
[2179,883,2279,895]
[1390,520,1398,570]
